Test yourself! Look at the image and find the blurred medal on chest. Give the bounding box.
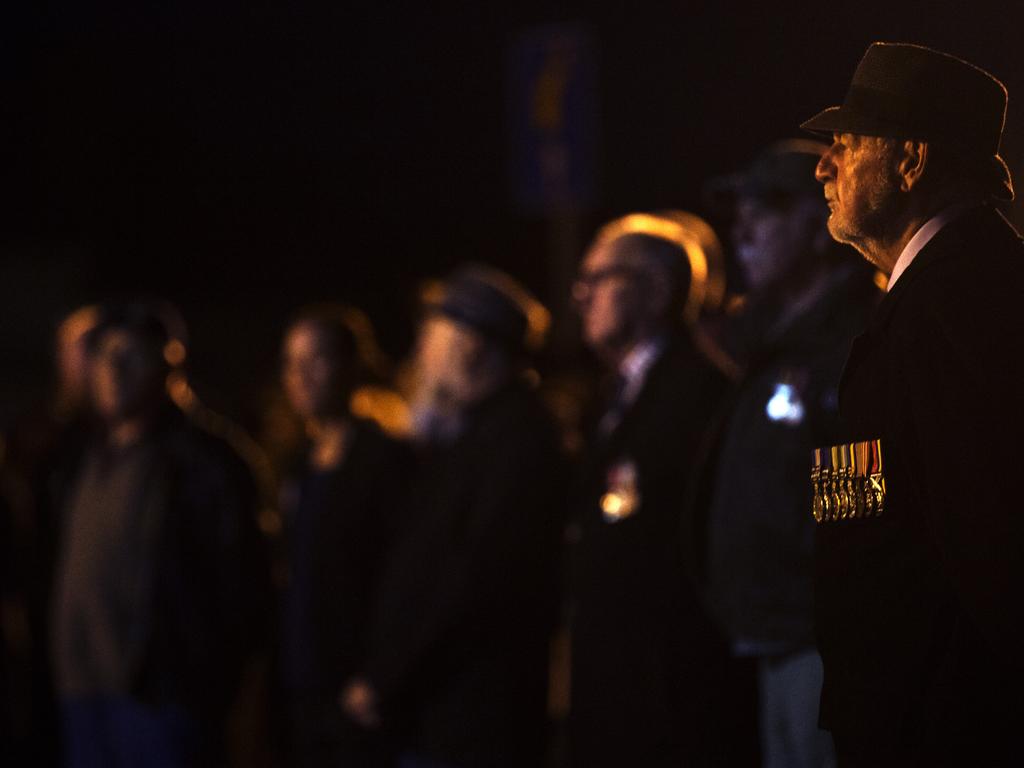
[601,458,641,523]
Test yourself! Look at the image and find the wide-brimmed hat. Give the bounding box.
[707,139,828,207]
[801,42,1013,201]
[434,264,550,353]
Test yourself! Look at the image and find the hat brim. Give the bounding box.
[799,105,911,140]
[990,154,1015,202]
[799,106,844,136]
[799,106,1014,201]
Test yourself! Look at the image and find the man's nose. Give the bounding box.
[815,150,836,184]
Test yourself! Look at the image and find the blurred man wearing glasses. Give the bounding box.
[568,227,741,767]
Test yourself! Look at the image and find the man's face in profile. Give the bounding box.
[281,321,346,421]
[815,133,900,267]
[732,196,816,294]
[573,241,643,357]
[413,314,482,410]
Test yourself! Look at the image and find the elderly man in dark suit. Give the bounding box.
[568,223,739,767]
[803,42,1024,766]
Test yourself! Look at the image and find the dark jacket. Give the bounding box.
[36,405,270,754]
[361,381,564,768]
[279,419,411,692]
[278,419,411,766]
[707,267,878,649]
[568,335,732,768]
[816,205,1024,766]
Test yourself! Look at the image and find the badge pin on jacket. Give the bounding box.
[601,459,641,522]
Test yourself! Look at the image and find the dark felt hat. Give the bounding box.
[436,264,548,353]
[708,139,828,206]
[801,42,1013,201]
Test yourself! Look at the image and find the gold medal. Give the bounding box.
[811,439,885,523]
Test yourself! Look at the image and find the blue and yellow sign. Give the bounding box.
[507,24,598,214]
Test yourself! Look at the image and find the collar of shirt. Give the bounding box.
[887,202,976,292]
[618,337,666,407]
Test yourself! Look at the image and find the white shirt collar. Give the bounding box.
[618,337,665,405]
[887,203,974,292]
[596,337,667,436]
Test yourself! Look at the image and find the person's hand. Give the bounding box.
[340,678,381,729]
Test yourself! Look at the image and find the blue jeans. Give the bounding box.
[758,649,836,768]
[61,696,201,768]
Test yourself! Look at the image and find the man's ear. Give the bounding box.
[897,140,929,192]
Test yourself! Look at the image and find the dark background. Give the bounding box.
[3,1,1022,429]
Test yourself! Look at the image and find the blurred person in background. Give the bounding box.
[34,300,269,768]
[341,265,565,768]
[15,304,101,456]
[567,224,738,767]
[0,491,14,753]
[261,305,411,476]
[703,140,878,768]
[1,305,101,767]
[276,304,411,767]
[4,305,101,560]
[53,306,103,419]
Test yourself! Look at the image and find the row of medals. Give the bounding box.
[812,467,886,523]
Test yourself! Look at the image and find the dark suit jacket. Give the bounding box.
[817,205,1024,766]
[361,381,564,768]
[569,335,732,768]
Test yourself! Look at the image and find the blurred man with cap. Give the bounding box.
[802,43,1024,765]
[341,265,564,768]
[704,140,877,768]
[568,224,735,766]
[37,300,270,767]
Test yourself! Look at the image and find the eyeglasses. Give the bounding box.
[571,264,637,304]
